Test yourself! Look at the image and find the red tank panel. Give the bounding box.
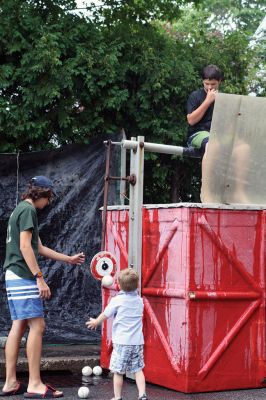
[100,205,266,393]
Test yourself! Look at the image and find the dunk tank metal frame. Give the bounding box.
[102,136,185,280]
[100,95,266,392]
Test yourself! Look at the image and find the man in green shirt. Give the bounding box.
[1,176,85,398]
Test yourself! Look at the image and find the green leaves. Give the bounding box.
[90,0,195,25]
[0,0,264,201]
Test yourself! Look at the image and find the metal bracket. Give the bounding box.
[105,174,136,186]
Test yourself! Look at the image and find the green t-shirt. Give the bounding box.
[3,200,39,279]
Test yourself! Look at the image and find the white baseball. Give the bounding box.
[78,386,90,398]
[82,366,93,376]
[101,275,113,287]
[93,365,102,376]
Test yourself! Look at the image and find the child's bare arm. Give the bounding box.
[86,312,107,330]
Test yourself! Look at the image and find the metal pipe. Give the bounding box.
[122,140,138,150]
[107,176,129,181]
[101,140,112,251]
[142,288,186,299]
[105,139,185,156]
[144,142,184,155]
[120,129,126,205]
[122,139,184,155]
[103,141,122,146]
[188,291,261,300]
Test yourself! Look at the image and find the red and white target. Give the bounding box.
[90,251,117,280]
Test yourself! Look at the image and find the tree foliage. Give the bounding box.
[199,0,265,34]
[88,0,198,25]
[173,0,265,98]
[0,0,264,202]
[1,0,102,151]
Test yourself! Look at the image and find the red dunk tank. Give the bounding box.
[100,204,266,393]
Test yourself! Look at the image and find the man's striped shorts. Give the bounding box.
[5,269,44,320]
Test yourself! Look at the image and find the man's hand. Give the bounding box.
[69,252,85,265]
[37,278,51,299]
[205,88,217,105]
[86,318,98,330]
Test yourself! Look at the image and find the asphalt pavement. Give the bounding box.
[0,344,265,400]
[1,373,266,400]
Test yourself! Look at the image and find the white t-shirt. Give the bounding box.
[104,290,144,345]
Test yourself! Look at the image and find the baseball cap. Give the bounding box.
[30,176,56,195]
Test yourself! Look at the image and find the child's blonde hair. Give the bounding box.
[118,268,139,292]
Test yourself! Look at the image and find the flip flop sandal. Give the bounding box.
[0,382,27,396]
[24,384,63,399]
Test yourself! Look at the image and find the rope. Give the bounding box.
[16,151,20,206]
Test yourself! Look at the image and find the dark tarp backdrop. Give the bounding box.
[0,136,120,343]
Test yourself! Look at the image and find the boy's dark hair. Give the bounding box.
[201,65,223,81]
[21,186,54,201]
[118,268,139,292]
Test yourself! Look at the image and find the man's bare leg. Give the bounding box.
[200,141,223,203]
[26,317,46,393]
[2,319,28,392]
[26,317,62,396]
[230,142,250,203]
[200,143,215,203]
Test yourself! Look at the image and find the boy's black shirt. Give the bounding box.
[187,88,214,138]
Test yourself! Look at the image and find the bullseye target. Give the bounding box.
[90,251,117,280]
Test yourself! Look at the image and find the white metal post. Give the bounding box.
[120,129,126,205]
[128,137,136,268]
[128,137,144,281]
[127,136,144,381]
[134,136,144,279]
